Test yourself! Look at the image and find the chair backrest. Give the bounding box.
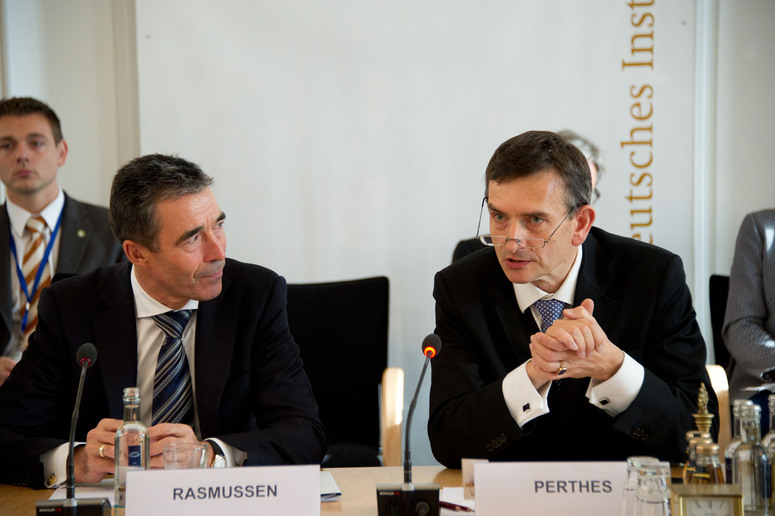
[709,274,731,368]
[380,367,404,467]
[286,276,390,466]
[452,237,487,262]
[706,364,731,459]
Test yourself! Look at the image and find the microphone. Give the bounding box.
[404,334,441,485]
[36,343,110,515]
[67,343,97,501]
[376,334,441,516]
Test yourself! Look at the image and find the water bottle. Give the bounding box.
[114,387,150,509]
[733,403,771,514]
[761,394,775,450]
[726,399,754,484]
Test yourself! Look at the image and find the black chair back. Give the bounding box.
[709,274,731,369]
[286,276,389,467]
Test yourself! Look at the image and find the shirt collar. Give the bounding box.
[130,264,199,318]
[514,245,583,312]
[6,188,65,237]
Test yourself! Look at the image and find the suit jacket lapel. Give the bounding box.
[576,231,619,333]
[57,195,91,273]
[0,207,12,349]
[491,266,538,367]
[194,272,235,437]
[93,263,137,418]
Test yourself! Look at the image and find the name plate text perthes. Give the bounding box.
[126,464,320,515]
[475,461,626,516]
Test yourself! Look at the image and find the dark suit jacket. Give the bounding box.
[0,259,326,487]
[1,193,124,355]
[429,227,717,468]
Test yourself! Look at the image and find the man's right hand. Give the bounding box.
[74,418,122,484]
[0,356,17,386]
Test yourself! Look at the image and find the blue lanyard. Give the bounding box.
[9,209,64,335]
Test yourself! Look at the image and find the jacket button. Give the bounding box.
[632,427,649,440]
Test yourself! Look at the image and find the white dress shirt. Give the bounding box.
[5,189,64,359]
[500,245,645,427]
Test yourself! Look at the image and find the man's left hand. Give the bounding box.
[529,298,625,382]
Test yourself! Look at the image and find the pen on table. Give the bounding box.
[440,500,474,513]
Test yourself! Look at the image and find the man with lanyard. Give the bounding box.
[0,97,123,386]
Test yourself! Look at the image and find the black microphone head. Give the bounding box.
[76,343,97,368]
[421,334,441,358]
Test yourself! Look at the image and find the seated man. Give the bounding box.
[0,154,325,488]
[429,130,715,468]
[724,209,775,432]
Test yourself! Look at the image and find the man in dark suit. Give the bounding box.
[0,97,124,385]
[0,154,325,488]
[429,131,715,468]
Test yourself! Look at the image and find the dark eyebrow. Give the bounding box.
[524,211,552,220]
[487,201,550,220]
[486,201,503,214]
[175,211,226,246]
[176,226,203,246]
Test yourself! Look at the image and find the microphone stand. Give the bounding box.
[403,352,431,487]
[376,334,440,516]
[65,359,90,504]
[36,343,110,516]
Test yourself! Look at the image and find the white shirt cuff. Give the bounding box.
[502,360,551,427]
[41,442,78,488]
[586,352,644,416]
[208,437,247,467]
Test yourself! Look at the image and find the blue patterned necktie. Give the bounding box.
[152,309,193,425]
[534,299,566,333]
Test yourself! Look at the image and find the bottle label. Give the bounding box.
[128,444,143,467]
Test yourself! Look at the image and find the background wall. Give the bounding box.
[2,0,774,467]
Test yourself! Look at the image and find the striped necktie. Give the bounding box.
[534,299,566,333]
[151,310,194,426]
[21,216,52,347]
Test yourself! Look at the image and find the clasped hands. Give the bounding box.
[74,419,214,483]
[526,298,624,390]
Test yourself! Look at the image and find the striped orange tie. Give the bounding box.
[20,216,51,347]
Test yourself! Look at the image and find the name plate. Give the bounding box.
[126,464,320,515]
[475,461,626,516]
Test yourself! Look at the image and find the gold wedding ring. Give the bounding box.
[99,443,107,459]
[556,360,568,376]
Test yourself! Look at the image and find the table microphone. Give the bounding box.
[376,334,442,516]
[404,333,441,485]
[36,342,110,516]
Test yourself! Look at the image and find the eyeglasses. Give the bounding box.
[475,197,574,250]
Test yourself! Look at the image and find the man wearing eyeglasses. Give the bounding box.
[428,130,715,468]
[451,129,603,263]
